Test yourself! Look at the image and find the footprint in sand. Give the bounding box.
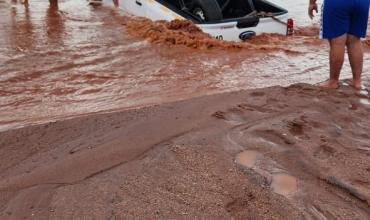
[235,151,260,168]
[313,144,336,160]
[235,151,298,198]
[271,174,298,197]
[212,110,244,125]
[287,121,304,136]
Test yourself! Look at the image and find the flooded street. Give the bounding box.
[0,0,369,131]
[1,1,370,219]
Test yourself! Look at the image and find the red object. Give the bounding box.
[113,0,119,6]
[287,18,294,36]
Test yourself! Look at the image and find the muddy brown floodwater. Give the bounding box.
[0,0,369,131]
[1,1,370,219]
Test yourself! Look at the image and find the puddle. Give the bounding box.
[271,174,298,197]
[235,150,260,168]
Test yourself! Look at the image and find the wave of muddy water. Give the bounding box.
[0,0,369,131]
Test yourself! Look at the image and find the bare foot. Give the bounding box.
[348,80,362,90]
[319,80,339,89]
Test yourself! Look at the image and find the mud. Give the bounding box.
[295,25,320,37]
[1,83,370,219]
[125,17,301,53]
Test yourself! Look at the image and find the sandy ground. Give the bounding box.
[1,82,370,219]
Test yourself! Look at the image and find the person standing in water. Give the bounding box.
[308,0,369,89]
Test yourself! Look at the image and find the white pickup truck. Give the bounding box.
[94,0,293,41]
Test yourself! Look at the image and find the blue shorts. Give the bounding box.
[321,0,369,39]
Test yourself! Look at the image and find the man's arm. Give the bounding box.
[308,0,318,19]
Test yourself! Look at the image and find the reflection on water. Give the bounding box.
[46,0,64,44]
[0,0,369,131]
[9,0,34,50]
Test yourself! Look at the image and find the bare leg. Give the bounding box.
[320,34,347,89]
[49,0,58,8]
[346,34,363,89]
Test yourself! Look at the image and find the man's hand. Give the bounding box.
[308,2,318,19]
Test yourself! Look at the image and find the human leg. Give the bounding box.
[346,34,363,89]
[320,34,347,89]
[345,0,369,89]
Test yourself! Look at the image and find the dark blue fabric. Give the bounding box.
[321,0,369,39]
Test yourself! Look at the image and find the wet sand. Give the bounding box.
[1,82,370,219]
